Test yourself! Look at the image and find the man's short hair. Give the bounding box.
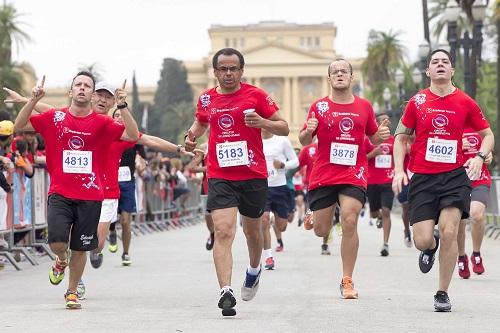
[427,49,455,67]
[71,71,96,91]
[328,58,353,76]
[212,48,245,69]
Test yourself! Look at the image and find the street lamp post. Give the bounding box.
[445,0,488,98]
[418,42,430,86]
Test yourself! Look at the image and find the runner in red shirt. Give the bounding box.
[456,128,492,279]
[392,49,494,312]
[365,113,395,257]
[184,48,289,316]
[14,72,139,309]
[299,59,390,299]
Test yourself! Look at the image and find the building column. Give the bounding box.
[283,77,291,124]
[291,76,300,130]
[321,76,329,97]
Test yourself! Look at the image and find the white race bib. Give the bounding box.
[118,166,132,182]
[216,141,249,167]
[330,142,358,166]
[425,138,457,163]
[375,155,392,168]
[62,150,92,174]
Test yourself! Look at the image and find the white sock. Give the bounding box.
[247,265,261,275]
[221,285,232,291]
[264,248,273,259]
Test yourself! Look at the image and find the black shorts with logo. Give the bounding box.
[308,184,366,211]
[408,167,471,226]
[207,178,267,218]
[367,183,395,212]
[47,194,102,251]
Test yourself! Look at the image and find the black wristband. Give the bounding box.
[116,102,128,109]
[477,152,487,161]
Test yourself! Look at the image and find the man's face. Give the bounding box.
[69,75,94,107]
[22,132,36,143]
[377,114,390,128]
[214,54,243,92]
[427,52,454,83]
[92,90,115,114]
[327,60,353,91]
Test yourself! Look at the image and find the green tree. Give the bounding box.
[362,29,407,86]
[160,101,194,143]
[151,58,193,139]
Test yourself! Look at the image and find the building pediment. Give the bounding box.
[243,42,333,65]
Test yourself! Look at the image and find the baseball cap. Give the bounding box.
[0,120,14,136]
[95,82,115,96]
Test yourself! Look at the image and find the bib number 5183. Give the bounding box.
[216,141,249,168]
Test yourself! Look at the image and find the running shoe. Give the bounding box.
[376,218,383,229]
[90,251,103,269]
[122,253,132,266]
[404,230,412,248]
[457,255,470,279]
[434,291,451,312]
[340,276,358,299]
[303,210,314,230]
[64,290,82,309]
[275,244,284,252]
[265,257,275,270]
[76,279,86,300]
[380,244,389,257]
[419,229,439,274]
[241,267,261,301]
[321,244,331,255]
[471,253,485,274]
[49,255,68,285]
[108,230,118,253]
[206,233,214,251]
[218,286,236,316]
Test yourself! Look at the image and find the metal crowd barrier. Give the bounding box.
[0,167,204,271]
[485,176,500,239]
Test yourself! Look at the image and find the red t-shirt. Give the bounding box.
[195,82,278,180]
[303,96,378,190]
[401,88,489,174]
[463,127,491,188]
[30,108,124,201]
[102,140,137,199]
[298,142,318,189]
[365,135,394,185]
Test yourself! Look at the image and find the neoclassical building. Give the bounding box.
[185,21,364,145]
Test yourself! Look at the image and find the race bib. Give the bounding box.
[375,155,392,168]
[118,166,132,182]
[62,150,92,174]
[216,141,249,167]
[330,142,358,166]
[425,138,457,163]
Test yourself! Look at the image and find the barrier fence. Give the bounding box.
[0,167,204,271]
[485,176,500,240]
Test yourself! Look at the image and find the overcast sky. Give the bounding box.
[12,0,428,88]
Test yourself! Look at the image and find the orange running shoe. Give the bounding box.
[303,210,314,230]
[340,276,358,299]
[64,289,82,309]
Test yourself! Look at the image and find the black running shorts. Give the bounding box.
[207,178,267,218]
[367,183,395,212]
[308,184,366,211]
[408,167,471,226]
[47,194,102,251]
[471,185,490,207]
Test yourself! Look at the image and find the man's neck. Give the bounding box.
[217,82,241,95]
[330,89,355,104]
[69,103,92,117]
[429,82,456,97]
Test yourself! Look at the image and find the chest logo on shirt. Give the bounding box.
[218,114,234,131]
[380,145,391,154]
[53,111,66,124]
[68,136,85,150]
[316,101,329,116]
[339,117,354,133]
[200,94,211,108]
[432,114,449,129]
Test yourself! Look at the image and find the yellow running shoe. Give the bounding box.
[49,255,68,285]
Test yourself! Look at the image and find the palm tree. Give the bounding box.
[0,2,31,65]
[362,29,407,86]
[77,62,105,82]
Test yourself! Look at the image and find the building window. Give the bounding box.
[233,38,238,47]
[240,38,245,48]
[315,37,320,47]
[300,37,305,47]
[307,37,312,46]
[225,38,230,47]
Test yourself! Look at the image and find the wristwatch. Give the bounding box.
[477,151,487,161]
[116,102,128,109]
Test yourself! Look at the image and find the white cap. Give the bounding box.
[95,82,115,96]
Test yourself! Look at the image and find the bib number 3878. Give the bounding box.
[63,150,92,174]
[330,142,358,166]
[216,141,249,167]
[425,138,457,163]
